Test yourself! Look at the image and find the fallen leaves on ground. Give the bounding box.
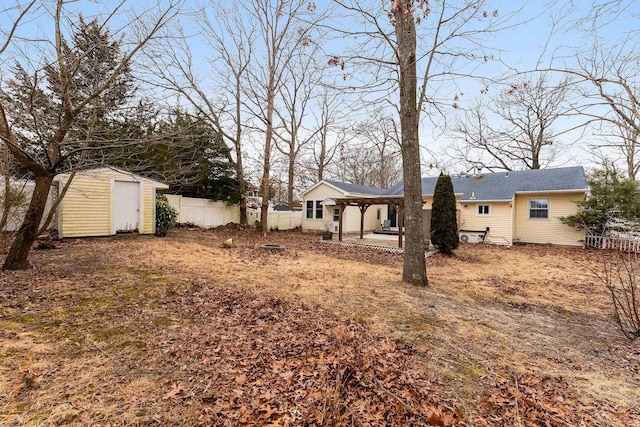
[146,283,463,425]
[1,229,639,426]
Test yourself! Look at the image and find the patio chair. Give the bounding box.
[381,219,391,231]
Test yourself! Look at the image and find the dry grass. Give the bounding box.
[1,227,639,425]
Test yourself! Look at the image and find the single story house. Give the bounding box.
[300,180,388,234]
[52,167,168,238]
[301,166,589,247]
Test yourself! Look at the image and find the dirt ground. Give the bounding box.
[1,227,639,426]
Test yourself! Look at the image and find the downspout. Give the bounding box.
[509,195,515,246]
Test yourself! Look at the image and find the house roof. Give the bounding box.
[304,167,588,202]
[383,166,589,201]
[324,180,387,195]
[301,179,386,197]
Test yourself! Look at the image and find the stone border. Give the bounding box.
[319,238,436,257]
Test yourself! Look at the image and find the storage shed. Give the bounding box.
[53,168,168,238]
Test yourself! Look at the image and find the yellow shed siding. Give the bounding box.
[459,202,512,245]
[142,181,154,234]
[513,192,584,246]
[57,169,160,238]
[59,174,111,237]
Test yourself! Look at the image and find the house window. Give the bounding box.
[333,208,340,222]
[376,208,381,220]
[529,198,549,219]
[315,201,323,219]
[476,204,491,216]
[306,201,313,219]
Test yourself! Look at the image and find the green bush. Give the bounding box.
[155,196,178,237]
[560,166,640,234]
[430,172,459,255]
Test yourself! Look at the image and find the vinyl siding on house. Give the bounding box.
[513,192,584,246]
[459,201,512,245]
[301,182,384,233]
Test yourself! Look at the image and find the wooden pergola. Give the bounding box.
[334,196,407,248]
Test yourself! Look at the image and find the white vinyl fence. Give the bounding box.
[584,233,640,253]
[247,209,301,231]
[166,195,301,230]
[166,195,239,228]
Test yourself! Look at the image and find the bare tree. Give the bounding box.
[144,2,254,223]
[0,0,181,270]
[350,112,401,188]
[302,87,348,185]
[392,0,426,285]
[453,74,573,171]
[273,45,324,208]
[0,1,38,240]
[334,0,517,285]
[241,0,328,231]
[569,38,640,180]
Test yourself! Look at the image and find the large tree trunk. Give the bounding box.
[287,154,295,209]
[236,152,247,225]
[260,82,275,232]
[0,145,11,233]
[395,0,427,286]
[2,175,53,270]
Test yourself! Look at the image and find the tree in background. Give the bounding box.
[430,173,459,255]
[241,0,327,232]
[452,74,573,171]
[109,109,239,203]
[146,2,253,223]
[561,165,640,235]
[342,112,402,189]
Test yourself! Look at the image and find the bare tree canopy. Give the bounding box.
[452,74,574,171]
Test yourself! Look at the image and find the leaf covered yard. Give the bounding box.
[1,228,639,425]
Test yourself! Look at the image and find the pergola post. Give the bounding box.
[333,197,408,246]
[397,203,403,248]
[358,203,370,239]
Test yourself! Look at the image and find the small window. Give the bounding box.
[529,198,549,219]
[315,200,323,219]
[476,204,491,216]
[333,208,340,222]
[306,201,313,219]
[376,208,381,220]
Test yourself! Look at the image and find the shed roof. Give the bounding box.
[55,167,169,189]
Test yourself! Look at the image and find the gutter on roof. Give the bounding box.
[514,189,589,195]
[421,192,465,197]
[459,198,513,202]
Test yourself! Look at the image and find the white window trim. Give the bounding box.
[305,200,314,219]
[528,197,550,220]
[476,203,492,217]
[314,200,324,219]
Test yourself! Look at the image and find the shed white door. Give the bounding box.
[114,181,140,232]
